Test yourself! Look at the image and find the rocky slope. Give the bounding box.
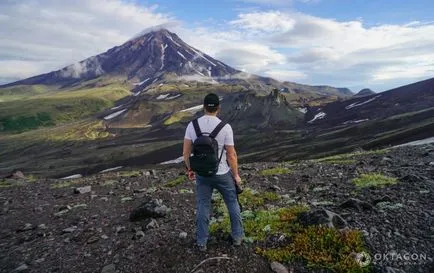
[1,145,433,273]
[354,89,375,97]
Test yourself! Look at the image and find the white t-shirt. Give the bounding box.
[184,115,234,175]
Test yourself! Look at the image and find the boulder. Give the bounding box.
[129,199,169,221]
[7,170,25,180]
[298,208,347,229]
[101,264,116,273]
[74,186,92,194]
[339,198,374,212]
[270,262,288,273]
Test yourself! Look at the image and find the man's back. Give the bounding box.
[184,115,234,175]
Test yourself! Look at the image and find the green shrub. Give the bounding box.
[352,173,397,188]
[260,167,291,176]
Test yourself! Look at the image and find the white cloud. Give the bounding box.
[0,0,174,82]
[264,70,308,81]
[177,28,286,73]
[229,11,434,89]
[231,11,295,32]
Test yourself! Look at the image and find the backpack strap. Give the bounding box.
[209,121,227,139]
[192,118,202,137]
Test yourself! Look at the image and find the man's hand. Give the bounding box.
[187,170,196,181]
[233,174,242,185]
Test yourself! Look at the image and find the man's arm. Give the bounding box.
[183,138,196,181]
[226,145,241,184]
[183,138,192,170]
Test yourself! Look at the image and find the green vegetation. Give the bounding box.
[0,83,130,132]
[164,176,186,187]
[118,170,142,178]
[210,186,368,272]
[257,226,369,273]
[0,112,54,132]
[260,167,291,176]
[352,173,397,188]
[164,111,193,125]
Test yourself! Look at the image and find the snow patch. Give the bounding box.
[104,109,127,120]
[111,104,124,110]
[188,46,217,66]
[166,34,181,47]
[152,78,158,84]
[180,104,203,113]
[100,166,123,173]
[177,51,187,60]
[297,108,307,114]
[133,91,141,97]
[308,112,326,123]
[165,94,182,100]
[343,119,369,125]
[157,94,170,100]
[394,137,434,147]
[133,78,150,86]
[346,95,381,110]
[160,44,168,70]
[61,174,82,180]
[160,156,184,165]
[146,35,153,42]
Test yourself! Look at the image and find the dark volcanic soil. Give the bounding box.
[0,145,433,273]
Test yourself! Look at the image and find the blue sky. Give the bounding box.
[148,0,434,25]
[0,0,433,92]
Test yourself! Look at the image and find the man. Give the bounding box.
[183,93,244,251]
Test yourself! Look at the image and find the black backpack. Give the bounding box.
[189,118,226,177]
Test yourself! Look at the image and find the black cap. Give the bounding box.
[204,93,220,107]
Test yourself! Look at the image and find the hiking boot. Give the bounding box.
[233,237,243,246]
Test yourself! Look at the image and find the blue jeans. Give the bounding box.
[196,171,244,245]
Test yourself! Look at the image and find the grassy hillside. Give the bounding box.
[0,84,130,132]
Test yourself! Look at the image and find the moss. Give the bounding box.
[260,167,291,176]
[118,170,142,178]
[210,186,369,272]
[352,173,397,188]
[165,176,186,187]
[257,227,369,273]
[0,180,13,188]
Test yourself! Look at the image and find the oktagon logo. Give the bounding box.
[355,251,372,267]
[352,251,429,267]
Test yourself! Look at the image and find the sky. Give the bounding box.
[0,0,433,92]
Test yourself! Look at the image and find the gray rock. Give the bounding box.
[339,198,374,212]
[8,170,25,180]
[101,235,109,240]
[129,199,170,221]
[115,226,126,234]
[429,161,434,166]
[87,236,100,244]
[270,261,288,273]
[269,185,281,191]
[298,209,347,229]
[120,197,133,203]
[19,223,34,232]
[101,264,116,273]
[179,231,188,239]
[134,231,145,240]
[62,226,77,233]
[14,264,29,272]
[74,186,92,194]
[38,224,47,230]
[146,219,159,229]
